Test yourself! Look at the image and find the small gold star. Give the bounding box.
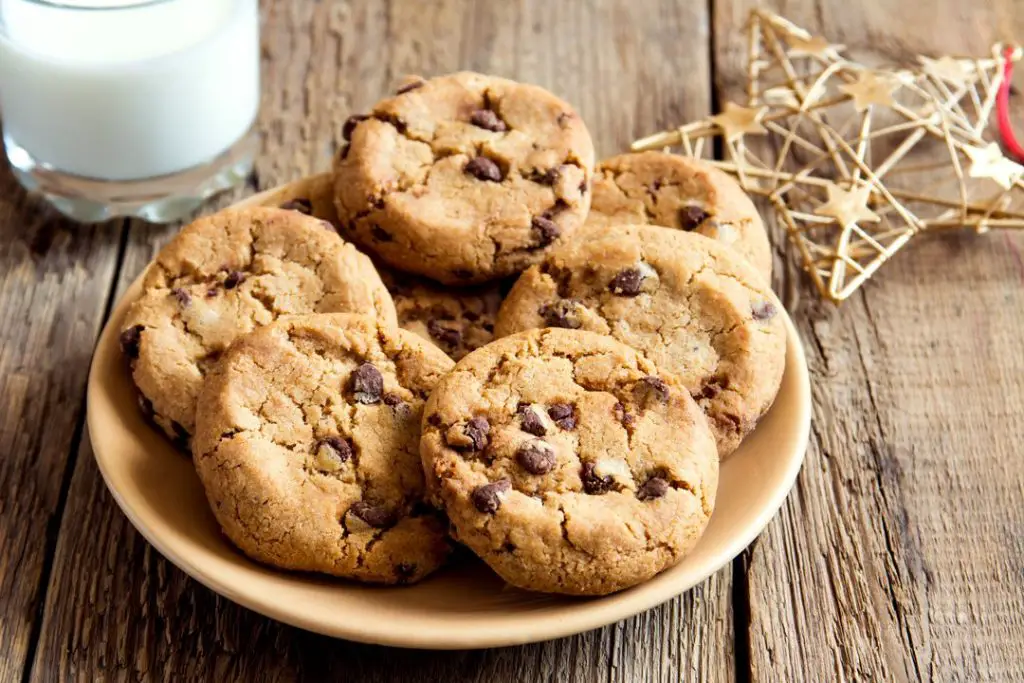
[919,56,972,85]
[815,183,881,227]
[962,143,1024,189]
[788,35,845,60]
[709,103,768,142]
[839,71,900,111]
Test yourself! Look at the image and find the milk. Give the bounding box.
[0,0,259,181]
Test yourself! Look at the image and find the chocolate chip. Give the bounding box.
[427,319,462,348]
[608,268,644,296]
[427,413,442,427]
[462,310,480,322]
[518,405,547,436]
[349,501,394,528]
[119,325,144,359]
[351,363,384,404]
[206,287,219,298]
[556,111,573,128]
[338,144,350,161]
[542,199,569,219]
[471,479,511,513]
[342,114,369,141]
[614,401,635,427]
[637,476,670,501]
[696,375,729,401]
[320,436,353,463]
[465,156,503,182]
[395,562,417,584]
[635,376,670,406]
[647,179,663,196]
[547,403,576,430]
[371,224,393,242]
[530,216,560,247]
[279,198,312,214]
[539,300,582,329]
[530,167,560,185]
[470,109,508,132]
[224,271,246,289]
[752,301,777,321]
[516,442,555,474]
[171,288,191,307]
[581,462,615,495]
[382,393,403,407]
[680,205,710,231]
[579,179,588,194]
[396,79,425,94]
[463,416,490,451]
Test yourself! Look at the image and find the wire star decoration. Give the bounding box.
[632,9,1024,303]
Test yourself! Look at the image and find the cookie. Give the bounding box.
[494,225,786,458]
[585,152,772,281]
[193,313,454,584]
[420,328,718,595]
[334,71,596,284]
[119,207,396,447]
[378,266,505,360]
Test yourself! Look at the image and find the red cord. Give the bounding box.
[997,45,1024,162]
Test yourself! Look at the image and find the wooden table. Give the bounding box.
[3,1,1023,680]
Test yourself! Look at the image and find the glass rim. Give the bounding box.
[9,0,177,10]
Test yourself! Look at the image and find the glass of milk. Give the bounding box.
[0,0,260,222]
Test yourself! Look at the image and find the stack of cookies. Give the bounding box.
[119,72,786,596]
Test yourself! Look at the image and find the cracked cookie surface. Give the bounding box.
[585,151,772,281]
[494,226,786,458]
[420,328,718,595]
[378,266,506,360]
[333,71,595,284]
[193,313,453,584]
[119,207,396,447]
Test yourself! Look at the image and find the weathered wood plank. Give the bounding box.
[27,1,732,681]
[713,1,1024,680]
[0,169,124,679]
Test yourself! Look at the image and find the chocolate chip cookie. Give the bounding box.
[119,207,396,448]
[334,72,595,284]
[377,266,505,360]
[193,313,453,584]
[585,152,772,281]
[495,225,786,458]
[420,328,719,595]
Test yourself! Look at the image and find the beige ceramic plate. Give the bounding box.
[87,176,812,649]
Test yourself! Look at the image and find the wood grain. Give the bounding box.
[0,164,125,680]
[24,1,730,681]
[713,1,1024,680]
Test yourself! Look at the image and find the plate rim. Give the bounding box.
[86,183,812,649]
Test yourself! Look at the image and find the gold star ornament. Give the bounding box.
[839,70,901,112]
[631,9,1024,303]
[709,103,768,142]
[815,183,880,226]
[788,34,845,60]
[962,143,1024,190]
